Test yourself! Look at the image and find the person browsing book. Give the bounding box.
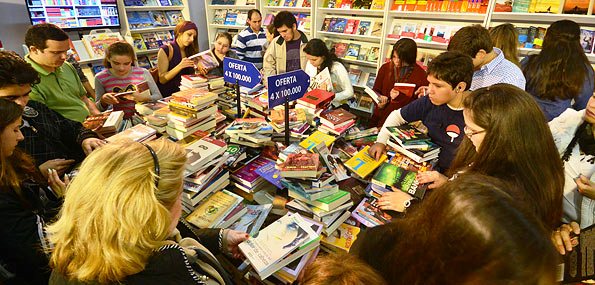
[0,51,104,179]
[303,39,353,107]
[370,38,429,128]
[0,99,66,284]
[522,20,594,121]
[446,24,525,91]
[24,24,100,122]
[415,84,564,230]
[95,42,162,119]
[369,51,473,173]
[549,94,595,254]
[156,21,198,97]
[197,32,238,78]
[352,173,559,285]
[262,11,309,81]
[48,139,249,285]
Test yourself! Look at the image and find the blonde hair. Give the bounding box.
[301,254,387,285]
[48,139,187,283]
[489,23,520,67]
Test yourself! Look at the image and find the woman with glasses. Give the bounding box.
[416,83,564,230]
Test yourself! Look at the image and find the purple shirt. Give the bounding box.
[285,39,301,72]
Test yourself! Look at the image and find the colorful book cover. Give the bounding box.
[344,43,361,60]
[213,9,227,25]
[580,29,595,53]
[254,161,283,189]
[512,0,531,12]
[320,222,360,252]
[357,21,371,36]
[238,213,317,278]
[300,131,336,151]
[344,19,358,34]
[344,145,386,178]
[229,204,273,236]
[494,0,513,11]
[371,159,430,200]
[320,17,332,31]
[185,190,243,228]
[165,10,184,25]
[334,42,348,58]
[366,47,380,62]
[224,9,238,25]
[331,18,348,33]
[148,11,169,26]
[131,33,147,51]
[351,196,392,227]
[231,156,271,186]
[370,21,383,37]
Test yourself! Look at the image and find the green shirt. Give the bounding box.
[25,55,89,122]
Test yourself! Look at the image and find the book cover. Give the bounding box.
[189,49,220,72]
[366,47,380,62]
[229,204,273,236]
[185,136,227,172]
[148,11,169,26]
[319,108,357,128]
[370,0,385,9]
[238,213,317,278]
[231,156,271,187]
[320,222,360,252]
[165,10,184,25]
[213,9,227,25]
[320,18,332,32]
[344,19,359,34]
[580,29,595,53]
[254,160,283,189]
[393,83,416,98]
[370,21,383,37]
[387,124,431,145]
[307,67,334,93]
[142,32,162,50]
[186,190,243,228]
[131,33,147,51]
[494,0,513,11]
[348,68,363,85]
[344,145,386,178]
[512,0,531,12]
[279,153,320,172]
[297,89,335,109]
[345,43,361,60]
[351,196,392,227]
[331,18,348,33]
[82,32,123,58]
[561,224,594,282]
[225,118,272,134]
[333,42,348,58]
[371,160,429,200]
[533,0,559,12]
[357,46,370,61]
[300,130,336,151]
[224,9,238,25]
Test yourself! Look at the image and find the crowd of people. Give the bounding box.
[0,8,593,285]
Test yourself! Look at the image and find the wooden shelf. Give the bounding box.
[317,31,381,43]
[490,12,595,26]
[389,10,485,21]
[318,7,384,16]
[124,5,184,11]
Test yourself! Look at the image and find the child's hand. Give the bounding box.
[378,190,413,212]
[368,142,386,161]
[417,171,448,189]
[101,92,119,105]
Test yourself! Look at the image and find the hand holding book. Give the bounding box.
[377,188,414,212]
[222,229,250,259]
[552,221,580,255]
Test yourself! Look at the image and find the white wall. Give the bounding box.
[0,0,31,55]
[188,0,208,52]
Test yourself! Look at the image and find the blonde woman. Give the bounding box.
[48,139,248,284]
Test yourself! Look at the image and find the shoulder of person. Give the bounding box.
[127,244,199,284]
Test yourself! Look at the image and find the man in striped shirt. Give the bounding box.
[234,9,268,69]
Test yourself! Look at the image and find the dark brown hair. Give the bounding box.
[522,20,590,101]
[353,173,558,285]
[0,100,42,196]
[273,11,297,30]
[247,9,261,21]
[0,51,40,89]
[301,254,387,285]
[391,38,417,67]
[103,41,136,68]
[449,84,564,229]
[174,21,199,57]
[303,38,343,73]
[448,24,494,57]
[489,23,520,67]
[427,51,473,90]
[25,23,69,50]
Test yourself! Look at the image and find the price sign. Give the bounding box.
[223,57,261,89]
[267,70,310,109]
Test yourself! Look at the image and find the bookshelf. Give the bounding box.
[204,0,259,45]
[260,0,314,38]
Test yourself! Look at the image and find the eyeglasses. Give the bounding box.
[464,125,485,139]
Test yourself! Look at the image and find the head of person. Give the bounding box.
[300,254,387,285]
[425,51,473,106]
[489,23,520,67]
[174,21,199,56]
[214,32,233,56]
[303,38,342,72]
[273,11,299,42]
[265,23,278,42]
[524,20,589,102]
[48,139,187,283]
[25,23,70,69]
[450,83,564,229]
[247,9,262,32]
[448,25,494,70]
[0,51,40,107]
[391,38,417,68]
[355,173,558,285]
[104,41,136,77]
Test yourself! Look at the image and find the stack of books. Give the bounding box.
[385,124,441,163]
[320,222,361,253]
[318,108,357,136]
[295,89,334,117]
[105,123,157,143]
[230,155,274,195]
[239,213,321,280]
[185,189,244,228]
[370,152,435,201]
[268,108,309,136]
[225,118,274,148]
[166,88,219,140]
[179,74,208,91]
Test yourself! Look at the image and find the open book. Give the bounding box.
[188,49,219,72]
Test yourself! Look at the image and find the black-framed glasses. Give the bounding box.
[464,126,485,139]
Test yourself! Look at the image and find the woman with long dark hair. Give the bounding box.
[0,99,64,284]
[522,20,595,121]
[303,38,353,107]
[370,38,428,128]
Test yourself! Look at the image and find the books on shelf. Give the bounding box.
[82,32,123,58]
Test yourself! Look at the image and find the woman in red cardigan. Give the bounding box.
[370,38,429,128]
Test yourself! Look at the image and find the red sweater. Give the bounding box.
[370,61,429,128]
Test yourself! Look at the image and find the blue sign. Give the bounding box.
[223,57,261,89]
[267,70,310,109]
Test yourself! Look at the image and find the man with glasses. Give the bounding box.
[24,23,100,123]
[0,51,104,177]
